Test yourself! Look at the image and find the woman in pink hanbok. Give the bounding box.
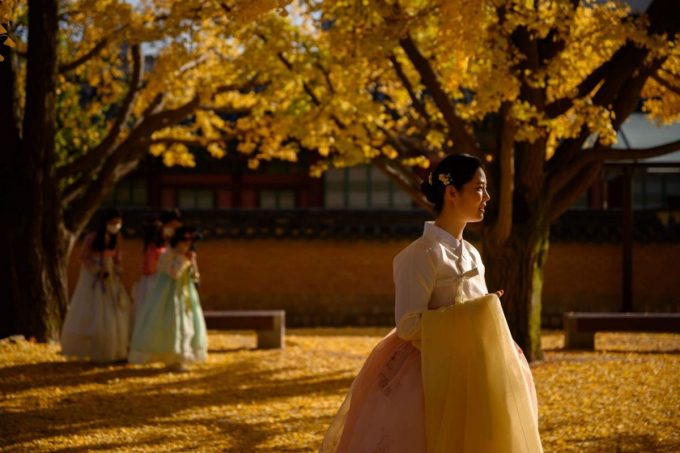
[132,208,183,316]
[61,208,131,363]
[320,153,543,453]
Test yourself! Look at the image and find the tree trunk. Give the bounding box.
[1,216,74,341]
[482,214,551,362]
[0,0,68,342]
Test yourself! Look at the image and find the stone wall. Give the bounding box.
[68,238,680,328]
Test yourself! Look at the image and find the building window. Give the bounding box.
[324,167,346,208]
[102,180,148,207]
[348,167,368,208]
[635,172,680,209]
[177,189,215,209]
[259,190,296,208]
[324,165,415,209]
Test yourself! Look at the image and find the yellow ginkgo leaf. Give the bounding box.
[4,36,15,48]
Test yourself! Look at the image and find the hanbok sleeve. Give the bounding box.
[394,245,438,343]
[78,233,101,273]
[190,255,201,284]
[159,250,192,280]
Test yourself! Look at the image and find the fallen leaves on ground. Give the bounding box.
[1,329,678,452]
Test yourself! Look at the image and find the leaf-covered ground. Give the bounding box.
[1,329,678,452]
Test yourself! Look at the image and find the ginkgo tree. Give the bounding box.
[196,0,680,361]
[2,0,680,362]
[0,0,291,341]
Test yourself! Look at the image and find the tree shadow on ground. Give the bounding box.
[1,355,355,451]
[288,328,392,337]
[575,433,680,453]
[0,361,167,393]
[543,348,680,355]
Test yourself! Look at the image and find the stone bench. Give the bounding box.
[563,312,680,349]
[203,310,285,349]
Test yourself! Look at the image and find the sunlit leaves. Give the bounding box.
[13,0,680,181]
[0,0,18,61]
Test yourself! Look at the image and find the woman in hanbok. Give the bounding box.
[320,153,542,453]
[61,208,131,363]
[128,226,207,372]
[132,208,182,315]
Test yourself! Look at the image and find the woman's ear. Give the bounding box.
[445,185,458,202]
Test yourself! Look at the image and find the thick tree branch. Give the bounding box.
[545,58,669,197]
[388,53,430,123]
[549,160,603,221]
[512,26,545,112]
[549,56,665,196]
[550,136,680,202]
[611,58,666,131]
[126,79,261,147]
[65,79,253,230]
[58,37,110,74]
[589,139,680,161]
[545,0,679,119]
[137,136,237,147]
[651,73,680,97]
[399,35,478,156]
[57,44,144,180]
[547,0,679,197]
[61,172,95,205]
[372,157,432,212]
[392,155,428,189]
[511,26,548,201]
[65,139,146,233]
[490,102,515,245]
[544,58,614,118]
[58,12,167,74]
[660,68,680,83]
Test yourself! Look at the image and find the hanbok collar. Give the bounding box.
[423,221,462,248]
[424,221,474,263]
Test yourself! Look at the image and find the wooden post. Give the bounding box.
[621,167,634,312]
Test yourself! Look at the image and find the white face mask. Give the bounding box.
[107,223,122,235]
[163,227,175,238]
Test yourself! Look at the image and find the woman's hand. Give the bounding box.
[487,289,504,298]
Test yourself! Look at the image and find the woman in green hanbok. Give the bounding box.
[128,226,207,372]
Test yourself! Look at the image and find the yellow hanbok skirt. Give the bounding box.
[319,294,541,453]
